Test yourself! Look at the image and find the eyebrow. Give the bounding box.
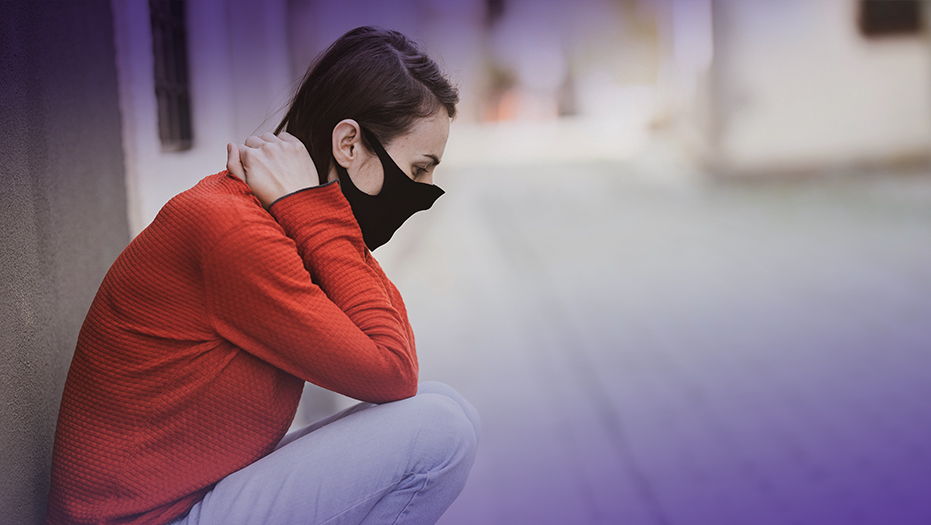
[422,154,440,167]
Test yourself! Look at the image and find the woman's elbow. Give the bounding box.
[365,364,418,403]
[378,369,418,403]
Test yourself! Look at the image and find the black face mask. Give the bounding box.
[335,128,444,251]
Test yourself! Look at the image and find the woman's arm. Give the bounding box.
[204,134,417,403]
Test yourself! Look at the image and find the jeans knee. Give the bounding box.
[417,381,481,444]
[407,393,479,475]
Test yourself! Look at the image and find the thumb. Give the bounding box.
[226,143,246,181]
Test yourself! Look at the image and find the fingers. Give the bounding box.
[227,132,319,207]
[277,131,316,167]
[226,143,246,181]
[244,132,282,149]
[244,135,267,149]
[278,131,300,143]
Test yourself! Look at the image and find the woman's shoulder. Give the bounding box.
[172,171,255,209]
[164,171,262,216]
[146,171,282,250]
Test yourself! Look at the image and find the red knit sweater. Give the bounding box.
[46,172,418,525]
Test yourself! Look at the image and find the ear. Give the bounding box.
[332,119,362,169]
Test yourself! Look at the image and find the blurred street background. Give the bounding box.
[4,1,931,524]
[378,158,931,525]
[290,2,931,523]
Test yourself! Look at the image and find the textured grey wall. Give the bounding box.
[0,2,130,524]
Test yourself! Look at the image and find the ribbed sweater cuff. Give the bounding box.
[267,179,364,257]
[268,179,338,208]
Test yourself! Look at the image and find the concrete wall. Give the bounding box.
[0,3,130,524]
[710,0,931,174]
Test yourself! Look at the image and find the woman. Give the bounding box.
[46,26,479,525]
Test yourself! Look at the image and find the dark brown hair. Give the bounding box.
[276,26,459,184]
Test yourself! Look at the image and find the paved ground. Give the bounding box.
[323,160,931,525]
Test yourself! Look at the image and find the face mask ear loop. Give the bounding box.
[359,126,402,194]
[357,126,381,160]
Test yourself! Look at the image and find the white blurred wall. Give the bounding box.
[709,0,931,174]
[112,0,292,235]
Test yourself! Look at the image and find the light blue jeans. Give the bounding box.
[171,381,479,525]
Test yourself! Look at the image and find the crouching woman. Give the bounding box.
[46,26,479,525]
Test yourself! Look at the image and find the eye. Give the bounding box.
[412,165,428,179]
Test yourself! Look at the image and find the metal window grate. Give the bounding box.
[150,0,193,150]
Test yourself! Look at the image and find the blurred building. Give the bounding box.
[704,0,931,176]
[115,0,931,235]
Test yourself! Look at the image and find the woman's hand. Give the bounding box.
[226,131,319,208]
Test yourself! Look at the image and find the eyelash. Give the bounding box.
[413,166,428,177]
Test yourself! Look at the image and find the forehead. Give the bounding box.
[386,110,450,160]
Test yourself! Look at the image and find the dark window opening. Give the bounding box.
[150,0,193,151]
[858,0,923,37]
[485,0,506,28]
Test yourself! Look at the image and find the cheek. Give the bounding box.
[352,157,385,196]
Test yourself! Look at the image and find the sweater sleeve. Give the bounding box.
[202,183,417,403]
